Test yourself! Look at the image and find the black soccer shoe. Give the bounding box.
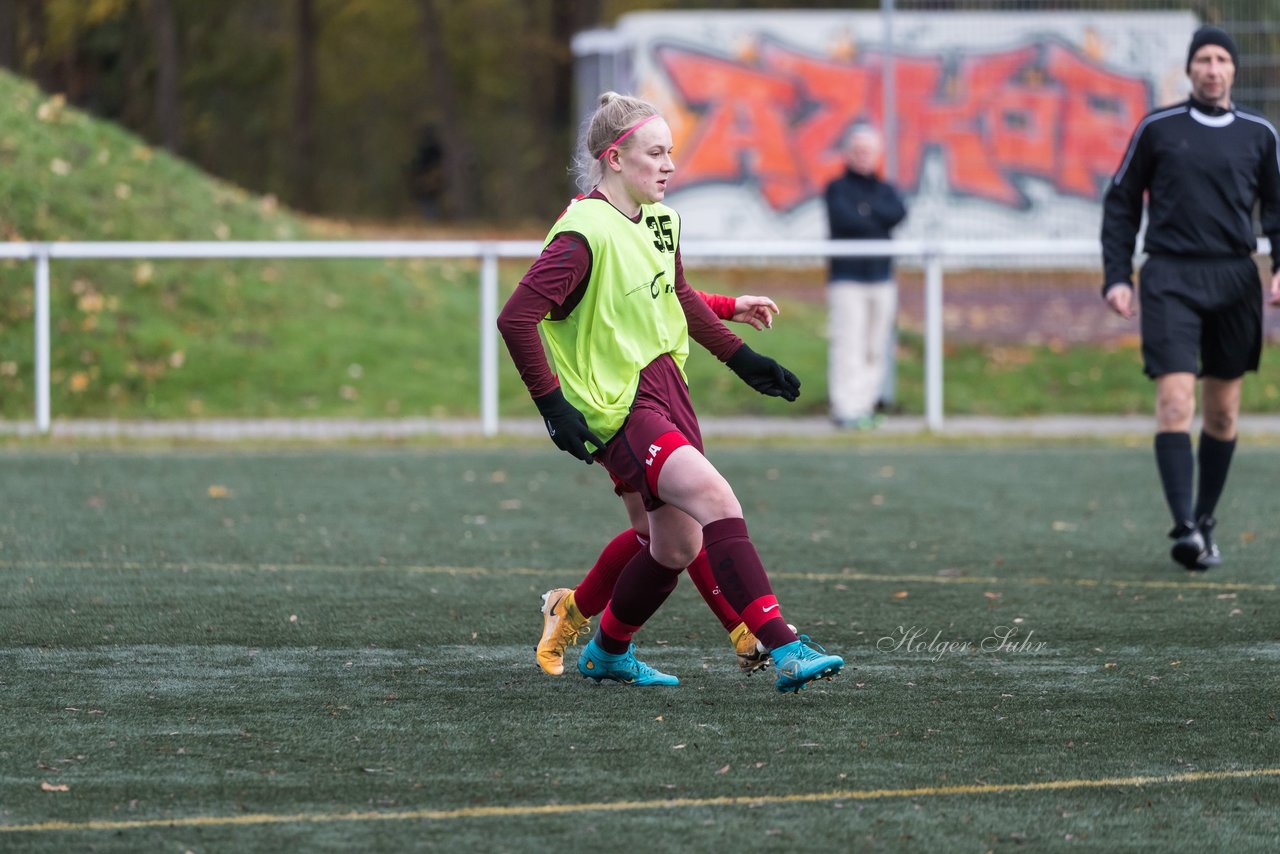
[1195,515,1223,570]
[1168,521,1209,571]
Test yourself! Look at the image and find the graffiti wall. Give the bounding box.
[592,10,1198,244]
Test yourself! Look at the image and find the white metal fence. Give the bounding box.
[9,237,1247,436]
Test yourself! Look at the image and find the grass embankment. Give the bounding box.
[2,68,1278,423]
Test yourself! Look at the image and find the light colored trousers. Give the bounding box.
[827,279,897,421]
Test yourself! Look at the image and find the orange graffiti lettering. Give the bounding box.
[652,39,1151,210]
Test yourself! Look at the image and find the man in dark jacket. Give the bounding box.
[824,124,907,430]
[1101,25,1280,570]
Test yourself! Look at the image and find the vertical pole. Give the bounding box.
[881,0,897,184]
[480,246,499,437]
[880,0,900,411]
[35,247,52,434]
[924,252,944,433]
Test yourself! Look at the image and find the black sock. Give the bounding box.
[1154,432,1194,525]
[1195,432,1237,520]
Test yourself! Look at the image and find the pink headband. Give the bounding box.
[597,114,661,161]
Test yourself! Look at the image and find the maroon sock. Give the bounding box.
[574,529,644,618]
[685,548,741,632]
[702,517,797,650]
[597,607,644,655]
[739,594,799,649]
[595,548,682,654]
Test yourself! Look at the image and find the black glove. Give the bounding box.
[726,343,801,402]
[533,387,603,464]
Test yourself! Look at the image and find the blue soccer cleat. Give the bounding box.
[772,635,843,693]
[577,639,679,686]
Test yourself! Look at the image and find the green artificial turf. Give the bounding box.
[1,444,1277,851]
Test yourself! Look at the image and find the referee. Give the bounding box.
[1102,25,1280,570]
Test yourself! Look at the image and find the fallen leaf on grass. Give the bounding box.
[40,782,69,792]
[891,591,909,600]
[36,95,66,122]
[207,485,230,498]
[716,765,730,774]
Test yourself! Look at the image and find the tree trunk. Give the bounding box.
[544,0,603,201]
[0,0,18,72]
[291,0,317,211]
[549,0,602,130]
[19,0,54,91]
[417,0,475,219]
[146,0,181,153]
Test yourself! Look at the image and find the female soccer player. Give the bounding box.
[497,91,842,692]
[535,291,782,679]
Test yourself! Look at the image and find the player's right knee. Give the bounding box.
[1155,386,1196,430]
[1156,402,1194,430]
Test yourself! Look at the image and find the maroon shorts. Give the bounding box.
[598,356,704,511]
[608,471,634,496]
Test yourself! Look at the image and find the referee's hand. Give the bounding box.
[1270,271,1280,307]
[1104,283,1135,319]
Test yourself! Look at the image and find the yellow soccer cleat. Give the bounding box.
[536,587,590,676]
[730,621,771,674]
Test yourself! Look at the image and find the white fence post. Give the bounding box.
[34,246,52,435]
[479,246,499,437]
[924,251,944,432]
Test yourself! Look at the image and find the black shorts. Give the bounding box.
[1137,255,1263,380]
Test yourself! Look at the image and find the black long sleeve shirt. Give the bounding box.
[1101,97,1280,291]
[824,169,907,283]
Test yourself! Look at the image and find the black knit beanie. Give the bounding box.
[1186,25,1238,72]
